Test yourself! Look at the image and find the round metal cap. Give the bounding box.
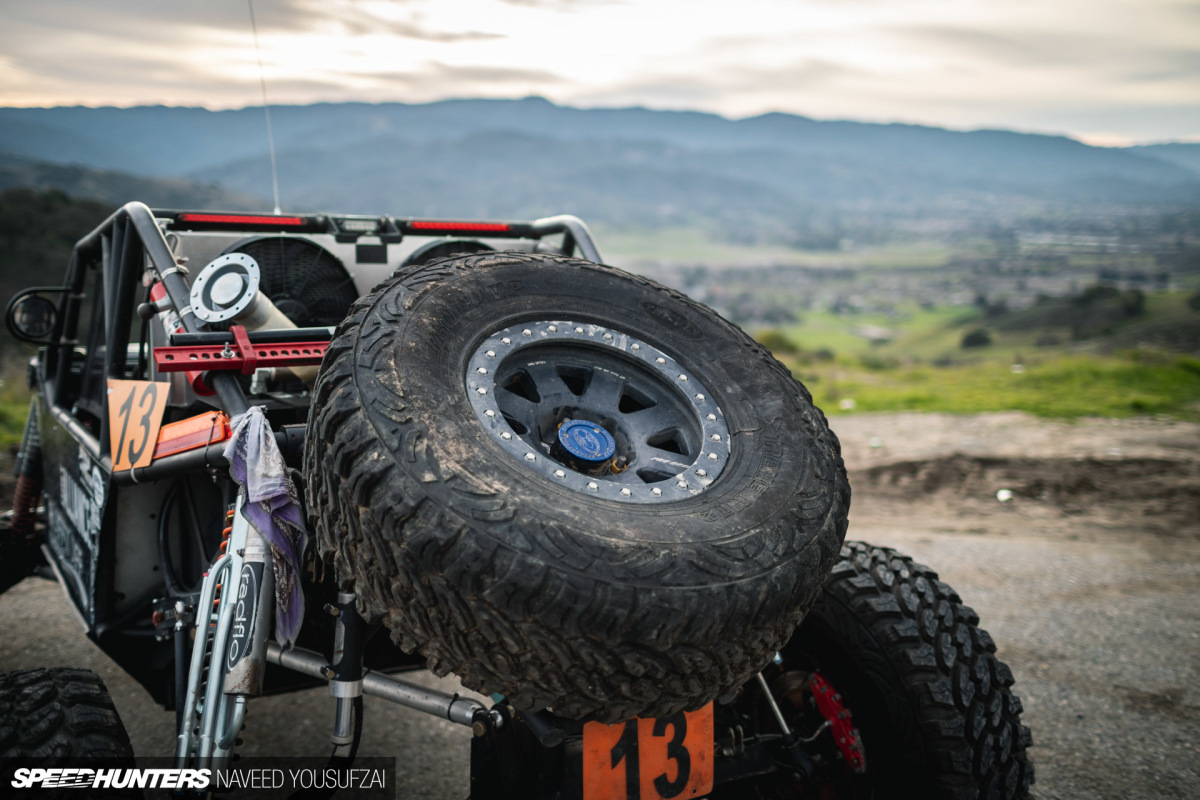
[557,420,616,464]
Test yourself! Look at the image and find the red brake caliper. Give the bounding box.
[808,671,867,773]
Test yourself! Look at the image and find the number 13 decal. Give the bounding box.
[107,380,170,471]
[583,703,714,800]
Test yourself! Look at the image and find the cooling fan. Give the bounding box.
[218,235,358,329]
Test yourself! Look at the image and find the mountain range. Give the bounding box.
[1,98,1197,245]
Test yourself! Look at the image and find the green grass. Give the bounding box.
[0,354,31,452]
[784,353,1200,419]
[760,291,1200,419]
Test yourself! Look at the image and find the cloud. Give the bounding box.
[893,24,1200,84]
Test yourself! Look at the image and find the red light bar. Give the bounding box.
[409,221,511,232]
[177,213,306,226]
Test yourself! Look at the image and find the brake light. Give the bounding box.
[409,221,511,232]
[176,213,306,226]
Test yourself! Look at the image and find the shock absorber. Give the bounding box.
[12,408,43,540]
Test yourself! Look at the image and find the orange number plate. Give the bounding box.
[106,380,170,471]
[582,703,714,800]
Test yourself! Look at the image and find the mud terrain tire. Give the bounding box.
[0,668,134,759]
[793,541,1034,799]
[305,251,850,723]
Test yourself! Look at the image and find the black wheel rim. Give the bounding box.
[466,320,730,504]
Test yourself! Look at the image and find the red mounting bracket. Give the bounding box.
[153,325,328,377]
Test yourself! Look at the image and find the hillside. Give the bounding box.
[1,99,1197,246]
[0,151,259,211]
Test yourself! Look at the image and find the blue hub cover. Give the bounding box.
[557,420,616,464]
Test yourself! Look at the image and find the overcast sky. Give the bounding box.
[1,0,1197,145]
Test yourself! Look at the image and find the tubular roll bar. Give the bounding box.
[53,202,249,449]
[50,204,602,467]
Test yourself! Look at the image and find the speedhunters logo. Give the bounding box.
[4,758,395,798]
[11,768,209,789]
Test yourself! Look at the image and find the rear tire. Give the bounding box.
[788,541,1034,799]
[0,668,134,760]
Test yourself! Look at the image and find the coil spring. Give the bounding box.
[213,508,235,610]
[195,505,236,726]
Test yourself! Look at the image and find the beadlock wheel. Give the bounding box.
[305,251,850,722]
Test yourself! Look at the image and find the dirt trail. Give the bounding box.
[830,412,1200,542]
[1,412,1197,798]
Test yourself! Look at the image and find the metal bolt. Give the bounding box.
[697,469,707,477]
[708,453,718,461]
[651,487,662,496]
[501,337,511,344]
[477,367,488,374]
[522,329,532,336]
[677,480,688,489]
[524,453,536,461]
[501,432,512,440]
[695,393,705,401]
[575,326,584,334]
[486,350,496,357]
[707,413,717,421]
[554,469,566,478]
[548,325,557,332]
[587,481,598,490]
[656,357,666,364]
[631,343,640,351]
[477,388,487,395]
[603,333,612,340]
[620,488,631,497]
[711,433,721,442]
[485,410,495,418]
[472,721,488,737]
[678,374,688,382]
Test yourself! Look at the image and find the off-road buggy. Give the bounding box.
[1,201,1033,798]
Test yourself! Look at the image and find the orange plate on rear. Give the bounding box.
[582,703,713,800]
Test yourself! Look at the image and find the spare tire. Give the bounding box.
[304,251,850,723]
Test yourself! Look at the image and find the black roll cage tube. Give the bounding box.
[46,201,602,473]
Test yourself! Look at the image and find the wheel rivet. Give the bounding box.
[501,432,512,440]
[501,337,511,344]
[697,469,707,477]
[587,481,598,490]
[710,433,721,442]
[603,333,612,340]
[631,343,640,351]
[522,329,532,336]
[477,388,487,395]
[477,367,488,374]
[656,357,666,365]
[548,325,557,333]
[485,410,495,418]
[707,413,717,421]
[695,393,705,401]
[524,453,536,461]
[677,480,688,489]
[620,488,631,496]
[486,350,496,357]
[708,453,718,461]
[651,487,662,496]
[554,469,566,478]
[678,374,688,381]
[575,326,584,334]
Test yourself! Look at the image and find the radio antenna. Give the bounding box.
[248,0,282,214]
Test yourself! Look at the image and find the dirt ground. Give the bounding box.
[1,411,1198,799]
